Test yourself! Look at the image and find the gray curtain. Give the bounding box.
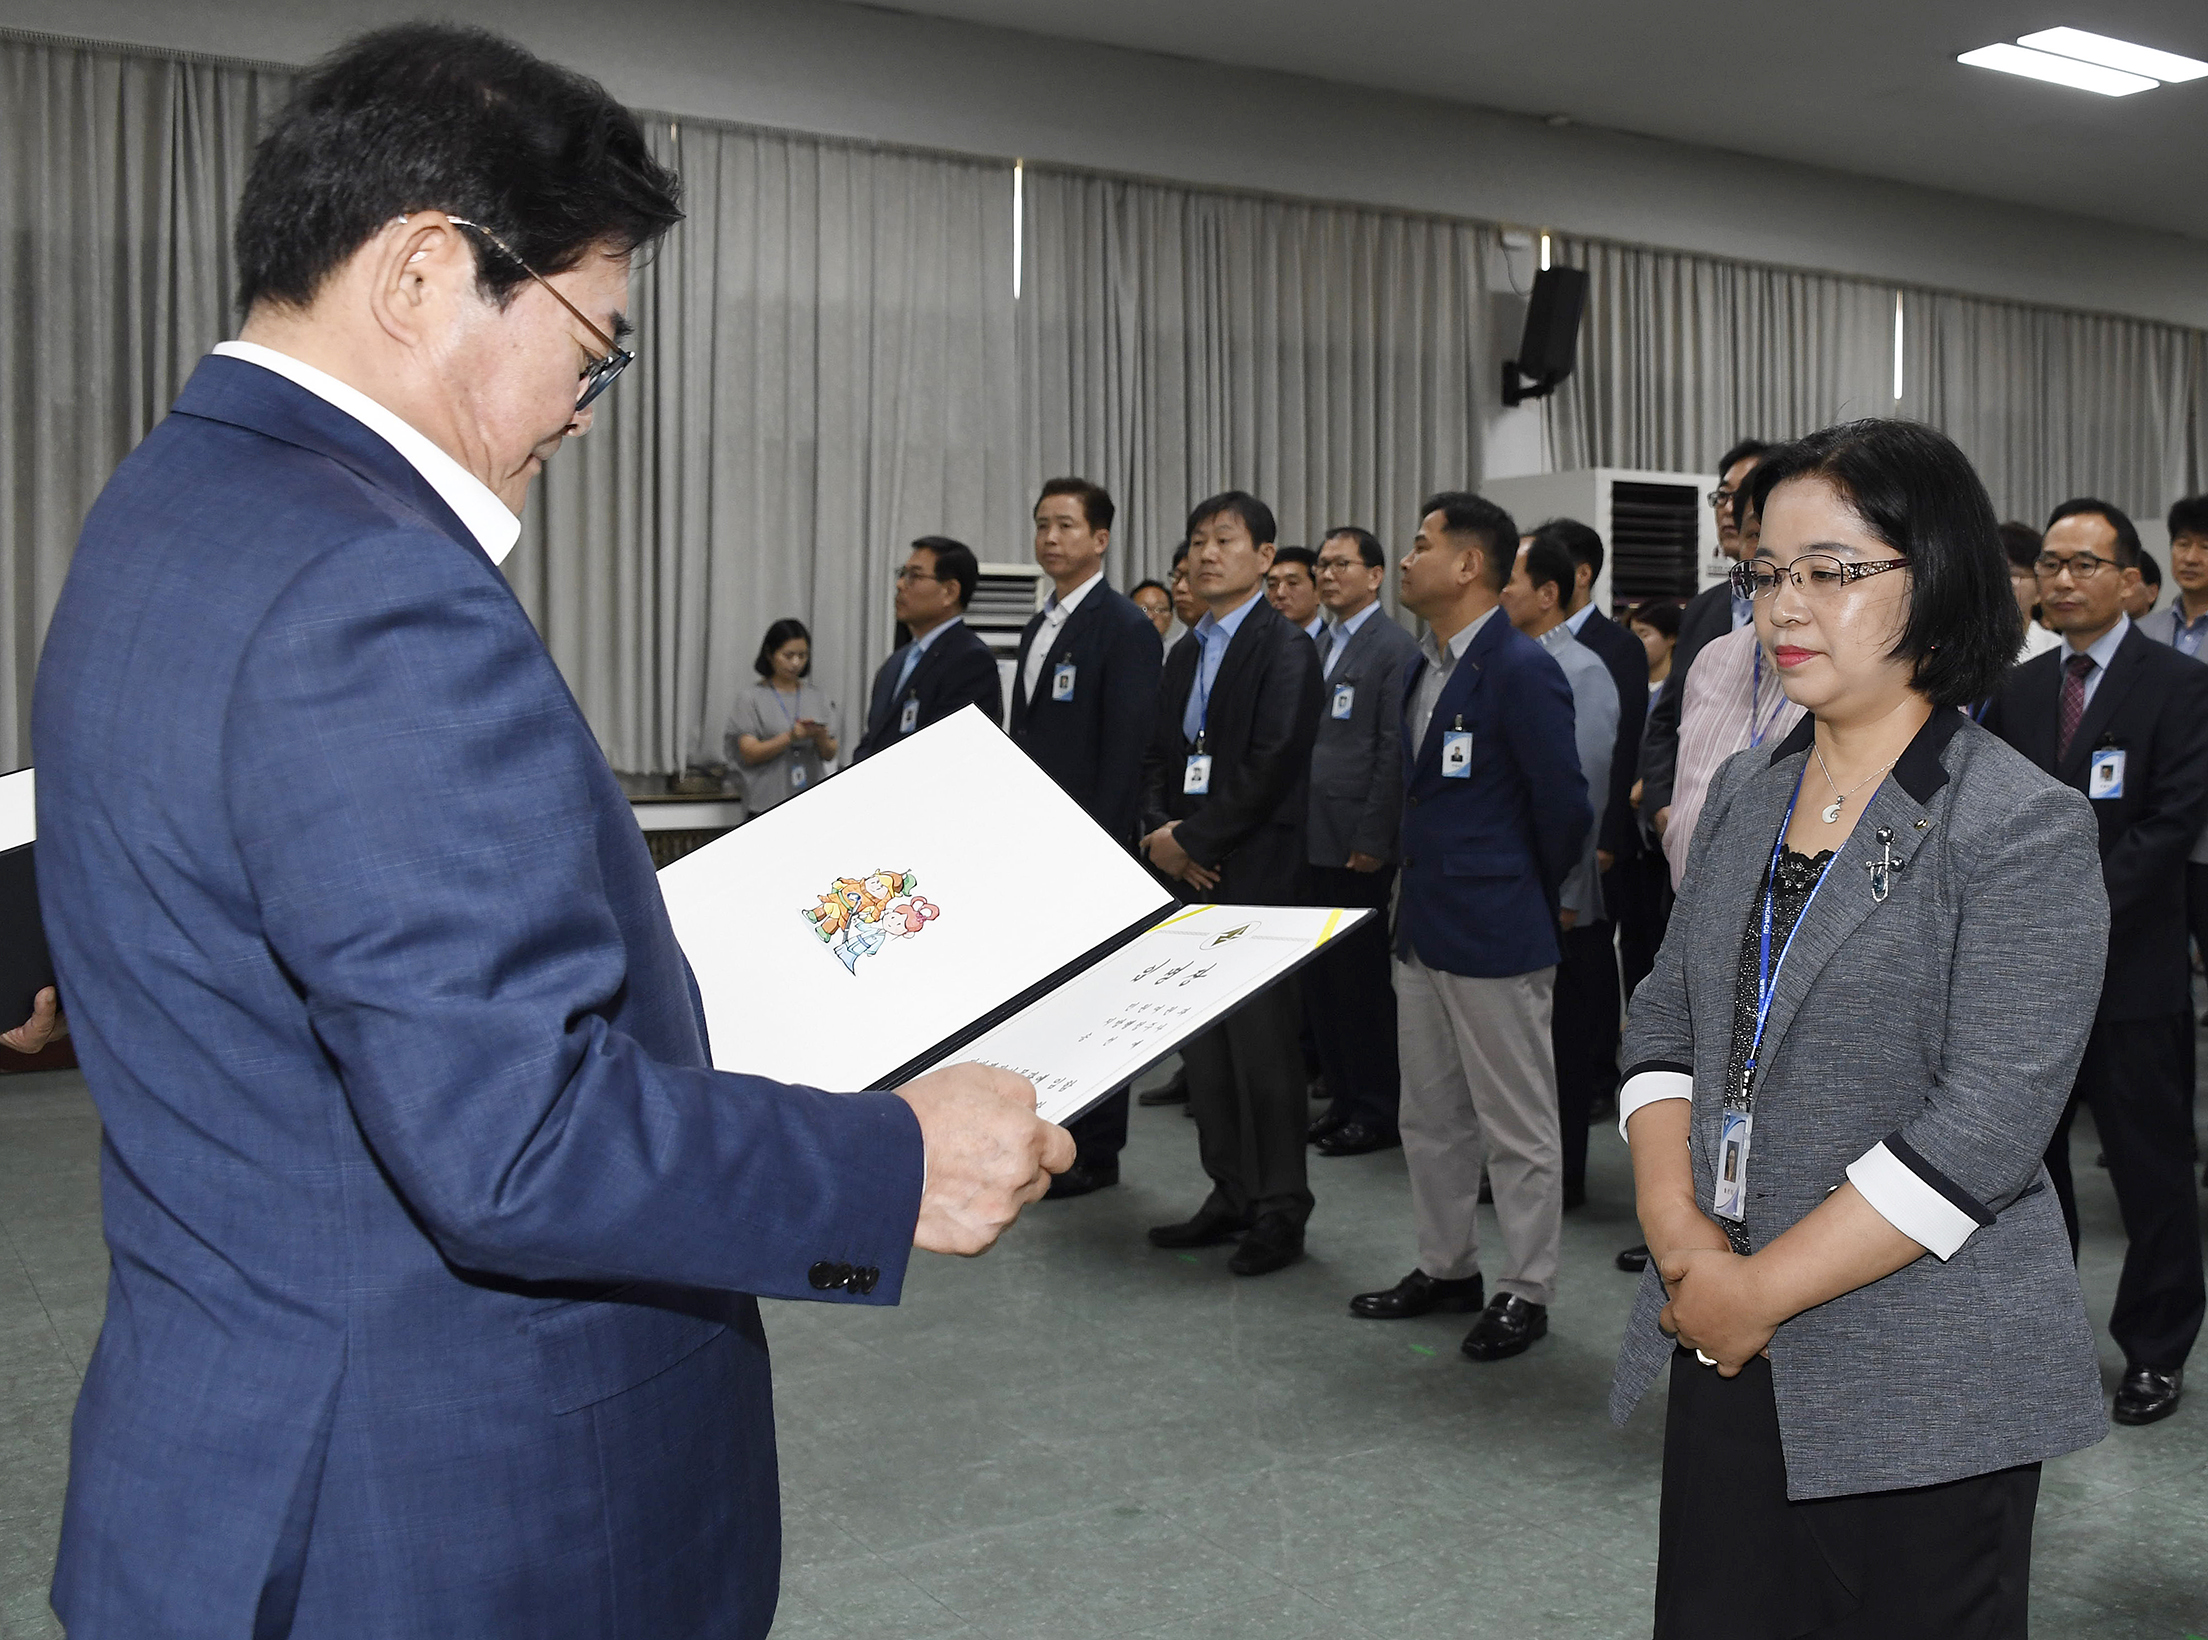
[0,33,292,769]
[507,122,1018,773]
[1019,167,1495,584]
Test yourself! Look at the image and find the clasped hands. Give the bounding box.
[1142,822,1219,892]
[1649,1205,1781,1376]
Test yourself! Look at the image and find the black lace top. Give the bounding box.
[1717,846,1835,1252]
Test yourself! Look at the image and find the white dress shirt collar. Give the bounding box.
[211,341,523,565]
[1044,568,1104,617]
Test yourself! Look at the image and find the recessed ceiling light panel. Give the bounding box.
[1957,42,2158,96]
[2018,26,2208,84]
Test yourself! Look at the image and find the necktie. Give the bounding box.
[2057,652,2094,760]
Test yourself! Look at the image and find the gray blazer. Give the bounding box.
[1306,608,1421,866]
[1612,708,2108,1499]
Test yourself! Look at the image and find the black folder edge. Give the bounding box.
[868,903,1380,1129]
[0,841,55,1032]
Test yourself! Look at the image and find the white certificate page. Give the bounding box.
[961,902,1375,1124]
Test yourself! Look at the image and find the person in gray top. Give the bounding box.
[1615,421,2105,1639]
[725,618,839,817]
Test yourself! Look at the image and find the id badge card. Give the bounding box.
[1183,754,1213,795]
[1711,1107,1754,1222]
[2088,747,2126,800]
[898,698,919,735]
[790,764,807,790]
[1441,730,1473,778]
[1051,663,1077,702]
[1331,683,1355,720]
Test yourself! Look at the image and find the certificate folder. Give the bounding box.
[656,708,1373,1124]
[0,768,54,1031]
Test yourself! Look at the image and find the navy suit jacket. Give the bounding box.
[854,618,1003,760]
[1008,580,1162,847]
[1394,611,1592,977]
[32,357,925,1640]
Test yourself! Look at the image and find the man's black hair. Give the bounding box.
[2168,495,2208,543]
[235,23,683,313]
[1419,490,1518,592]
[1718,439,1772,478]
[2138,551,2163,589]
[1269,546,1318,580]
[753,618,812,680]
[1746,421,2021,710]
[1519,534,1579,606]
[2045,498,2142,568]
[1131,578,1170,600]
[1186,491,1278,549]
[1036,476,1116,533]
[1997,521,2043,572]
[1321,526,1386,569]
[1170,538,1191,567]
[1532,517,1604,583]
[910,536,979,609]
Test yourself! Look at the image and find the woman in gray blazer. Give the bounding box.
[1615,421,2107,1638]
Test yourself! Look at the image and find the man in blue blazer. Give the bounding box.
[854,536,1005,759]
[1010,477,1162,1195]
[31,28,1068,1640]
[1347,492,1590,1362]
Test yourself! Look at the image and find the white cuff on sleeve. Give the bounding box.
[1617,1069,1693,1141]
[1846,1140,1983,1261]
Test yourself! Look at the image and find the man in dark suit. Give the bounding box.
[1531,518,1647,1201]
[1304,526,1420,1156]
[1010,476,1162,1196]
[28,29,1069,1638]
[1140,490,1324,1275]
[854,535,1003,760]
[1984,497,2208,1428]
[1640,439,1769,841]
[1348,492,1590,1362]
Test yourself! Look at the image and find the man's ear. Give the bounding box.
[368,214,472,349]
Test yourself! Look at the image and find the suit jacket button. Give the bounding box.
[833,1262,855,1289]
[807,1260,839,1290]
[1403,856,1417,869]
[850,1267,879,1295]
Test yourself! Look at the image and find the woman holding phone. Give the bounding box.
[726,619,839,818]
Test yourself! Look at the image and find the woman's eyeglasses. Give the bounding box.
[1729,554,1910,600]
[447,218,634,410]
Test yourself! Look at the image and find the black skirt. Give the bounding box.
[1655,1349,2039,1640]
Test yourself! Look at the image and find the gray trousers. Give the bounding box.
[1394,953,1561,1305]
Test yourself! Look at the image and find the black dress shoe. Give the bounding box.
[1615,1243,1651,1273]
[1044,1160,1120,1200]
[1316,1122,1400,1157]
[2113,1365,2183,1426]
[1349,1269,1484,1319]
[1147,1203,1250,1249]
[1461,1293,1548,1361]
[1228,1214,1304,1276]
[1307,1111,1347,1144]
[1138,1069,1190,1106]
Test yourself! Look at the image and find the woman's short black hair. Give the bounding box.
[754,618,811,680]
[1630,599,1681,640]
[1747,420,2021,710]
[235,23,682,313]
[911,537,979,608]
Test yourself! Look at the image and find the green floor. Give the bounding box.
[3,1061,2204,1639]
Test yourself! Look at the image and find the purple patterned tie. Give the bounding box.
[2057,652,2094,761]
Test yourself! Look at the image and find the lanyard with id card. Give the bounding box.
[2088,743,2126,800]
[1184,649,1219,794]
[1441,716,1473,779]
[1713,767,1836,1223]
[1051,655,1077,702]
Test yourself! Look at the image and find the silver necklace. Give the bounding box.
[1812,744,1897,824]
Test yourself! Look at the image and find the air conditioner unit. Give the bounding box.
[1481,468,1723,617]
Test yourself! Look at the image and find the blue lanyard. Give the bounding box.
[772,684,802,732]
[1737,766,1836,1109]
[1192,632,1222,747]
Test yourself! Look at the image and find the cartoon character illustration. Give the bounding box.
[802,869,935,973]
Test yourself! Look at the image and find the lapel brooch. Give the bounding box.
[1867,826,1906,903]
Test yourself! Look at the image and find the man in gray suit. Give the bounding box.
[1304,527,1422,1156]
[1501,533,1618,1210]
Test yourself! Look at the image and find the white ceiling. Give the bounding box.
[865,0,2208,238]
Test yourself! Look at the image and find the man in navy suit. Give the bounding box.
[1347,492,1590,1361]
[855,536,1004,759]
[1009,477,1162,1195]
[31,28,1069,1639]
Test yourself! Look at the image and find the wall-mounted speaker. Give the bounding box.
[1502,266,1588,406]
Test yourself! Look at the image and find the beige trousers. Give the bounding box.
[1394,953,1561,1305]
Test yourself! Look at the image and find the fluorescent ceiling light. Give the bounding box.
[2018,26,2208,83]
[1957,42,2156,96]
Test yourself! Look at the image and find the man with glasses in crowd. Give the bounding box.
[29,26,1068,1638]
[1984,499,2208,1429]
[856,536,1003,759]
